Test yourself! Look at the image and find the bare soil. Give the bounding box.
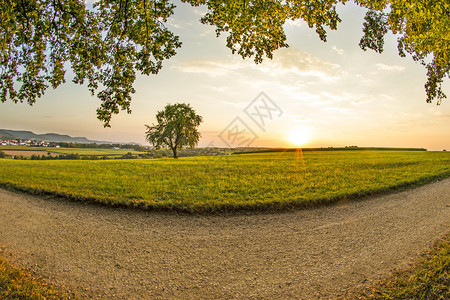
[0,178,449,299]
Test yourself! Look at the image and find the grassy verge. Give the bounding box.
[356,233,450,299]
[0,150,449,213]
[0,254,74,299]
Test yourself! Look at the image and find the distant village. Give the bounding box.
[1,139,56,148]
[0,139,128,150]
[0,138,147,151]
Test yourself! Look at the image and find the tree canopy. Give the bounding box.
[1,0,448,126]
[145,103,202,158]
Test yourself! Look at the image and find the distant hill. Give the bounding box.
[0,129,113,144]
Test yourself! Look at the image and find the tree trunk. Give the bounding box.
[172,147,178,159]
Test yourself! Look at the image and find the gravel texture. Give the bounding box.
[1,178,449,299]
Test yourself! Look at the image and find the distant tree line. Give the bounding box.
[31,153,84,160]
[55,142,148,152]
[145,148,230,158]
[233,147,428,154]
[29,153,136,160]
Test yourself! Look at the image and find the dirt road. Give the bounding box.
[1,179,449,299]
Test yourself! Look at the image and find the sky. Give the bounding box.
[1,1,449,150]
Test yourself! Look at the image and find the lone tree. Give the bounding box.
[1,1,448,125]
[145,103,203,159]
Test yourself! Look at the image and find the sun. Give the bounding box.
[287,130,311,147]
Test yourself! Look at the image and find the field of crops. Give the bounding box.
[0,150,449,212]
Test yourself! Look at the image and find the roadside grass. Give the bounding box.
[0,150,449,213]
[356,233,449,299]
[0,254,74,299]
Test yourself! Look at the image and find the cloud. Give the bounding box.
[332,46,344,55]
[218,99,253,108]
[192,8,208,16]
[284,19,304,27]
[165,18,183,29]
[208,86,230,93]
[258,48,342,79]
[435,112,450,120]
[375,63,405,72]
[174,60,243,76]
[323,106,356,115]
[175,48,342,81]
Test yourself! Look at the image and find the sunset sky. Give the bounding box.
[1,1,449,150]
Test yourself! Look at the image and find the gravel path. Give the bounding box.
[1,179,450,299]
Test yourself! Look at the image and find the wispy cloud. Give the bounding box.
[174,60,243,76]
[284,19,304,27]
[175,48,342,81]
[192,7,207,16]
[375,63,405,72]
[323,106,356,115]
[332,46,344,55]
[165,18,184,29]
[258,48,342,79]
[218,99,252,108]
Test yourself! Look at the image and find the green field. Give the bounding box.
[0,145,145,157]
[49,148,144,156]
[0,150,449,212]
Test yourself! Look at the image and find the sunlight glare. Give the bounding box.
[287,130,311,147]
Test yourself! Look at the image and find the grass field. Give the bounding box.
[0,145,145,157]
[0,150,449,212]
